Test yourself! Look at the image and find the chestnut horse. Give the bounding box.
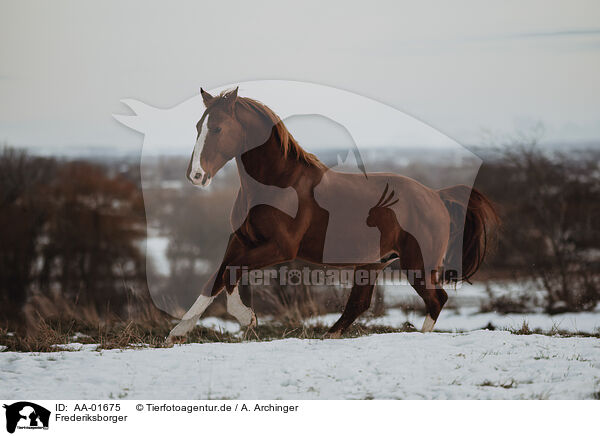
[166,87,498,343]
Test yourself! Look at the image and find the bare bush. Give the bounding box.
[0,148,155,330]
[476,141,600,312]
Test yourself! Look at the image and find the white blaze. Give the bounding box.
[189,115,208,184]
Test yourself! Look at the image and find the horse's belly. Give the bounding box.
[312,170,444,265]
[313,181,388,263]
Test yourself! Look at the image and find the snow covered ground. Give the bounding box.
[308,308,600,334]
[196,307,600,336]
[192,279,600,335]
[1,331,599,399]
[2,279,599,400]
[375,280,600,334]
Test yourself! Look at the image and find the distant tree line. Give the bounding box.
[1,141,599,332]
[0,147,152,329]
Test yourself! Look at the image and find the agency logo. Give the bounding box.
[3,402,50,434]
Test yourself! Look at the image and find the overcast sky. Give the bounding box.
[1,0,599,153]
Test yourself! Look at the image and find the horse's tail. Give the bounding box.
[438,185,500,283]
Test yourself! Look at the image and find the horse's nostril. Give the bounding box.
[194,172,202,180]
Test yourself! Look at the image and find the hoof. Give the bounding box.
[323,331,342,339]
[248,312,257,328]
[165,335,186,347]
[238,310,257,329]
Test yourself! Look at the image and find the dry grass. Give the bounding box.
[0,316,420,353]
[2,292,599,353]
[0,285,415,352]
[506,320,600,338]
[2,317,599,353]
[479,379,518,389]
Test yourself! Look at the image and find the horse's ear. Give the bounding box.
[201,88,215,107]
[222,87,238,112]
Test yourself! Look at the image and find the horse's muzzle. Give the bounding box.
[190,171,211,187]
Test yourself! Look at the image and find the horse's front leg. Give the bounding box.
[222,239,297,288]
[217,236,302,331]
[167,277,257,345]
[166,234,255,344]
[225,285,256,328]
[166,270,218,343]
[220,207,312,325]
[167,213,304,344]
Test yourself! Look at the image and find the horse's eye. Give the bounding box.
[211,127,221,134]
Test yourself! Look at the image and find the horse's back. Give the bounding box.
[315,170,448,226]
[313,170,449,265]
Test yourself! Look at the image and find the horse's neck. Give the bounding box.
[234,104,324,190]
[232,149,301,227]
[236,134,313,189]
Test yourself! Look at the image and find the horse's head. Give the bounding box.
[187,87,245,187]
[366,183,399,228]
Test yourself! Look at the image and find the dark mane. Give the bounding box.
[219,90,325,169]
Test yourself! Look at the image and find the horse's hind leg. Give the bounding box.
[417,280,448,332]
[327,264,384,338]
[400,236,448,333]
[403,266,447,332]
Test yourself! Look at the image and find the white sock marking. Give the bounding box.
[168,294,214,338]
[421,314,436,333]
[226,287,255,326]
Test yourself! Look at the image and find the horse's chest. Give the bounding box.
[230,182,298,231]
